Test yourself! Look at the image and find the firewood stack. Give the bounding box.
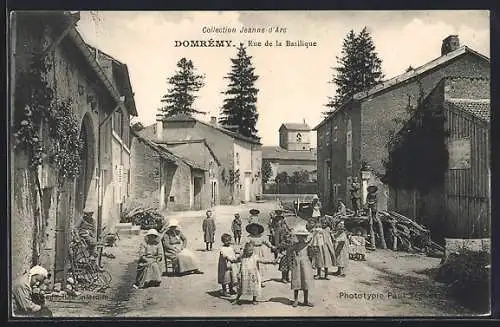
[121,207,166,230]
[379,211,444,256]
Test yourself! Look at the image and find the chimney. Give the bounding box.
[210,116,218,127]
[441,35,460,56]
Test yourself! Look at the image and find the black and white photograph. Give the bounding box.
[8,10,491,318]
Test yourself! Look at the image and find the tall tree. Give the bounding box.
[324,27,384,115]
[261,160,273,184]
[219,43,259,138]
[158,58,205,118]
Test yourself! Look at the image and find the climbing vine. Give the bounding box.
[382,83,449,194]
[13,53,83,188]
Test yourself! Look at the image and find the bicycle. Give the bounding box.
[68,230,112,292]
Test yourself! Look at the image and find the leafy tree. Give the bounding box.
[219,43,259,138]
[158,58,205,118]
[324,27,384,115]
[275,171,289,184]
[290,170,310,184]
[261,160,273,184]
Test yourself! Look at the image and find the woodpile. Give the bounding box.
[379,211,444,256]
[121,207,166,230]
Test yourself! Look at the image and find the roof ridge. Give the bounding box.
[447,98,490,103]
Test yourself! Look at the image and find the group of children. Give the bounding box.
[209,207,368,308]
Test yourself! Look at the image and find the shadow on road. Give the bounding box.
[267,297,294,306]
[206,290,234,303]
[367,263,475,315]
[98,260,138,316]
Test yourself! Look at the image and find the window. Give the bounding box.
[346,118,352,168]
[296,133,303,143]
[169,196,175,202]
[236,152,240,166]
[333,126,338,142]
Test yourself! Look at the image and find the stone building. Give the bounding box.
[262,122,317,183]
[390,76,490,239]
[138,114,262,205]
[314,35,490,215]
[130,131,221,211]
[10,11,136,281]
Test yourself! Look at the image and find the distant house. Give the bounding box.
[10,11,137,281]
[390,76,490,239]
[314,35,490,216]
[130,132,220,211]
[262,122,317,184]
[138,114,262,205]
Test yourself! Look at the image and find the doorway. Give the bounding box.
[244,173,251,202]
[55,113,95,281]
[211,180,217,206]
[193,177,203,210]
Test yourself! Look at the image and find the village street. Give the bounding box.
[48,201,473,317]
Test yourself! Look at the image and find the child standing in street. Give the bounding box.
[290,226,315,307]
[333,221,349,277]
[231,213,242,245]
[248,209,260,224]
[230,242,277,305]
[246,222,276,287]
[311,219,336,280]
[218,233,237,296]
[277,231,294,283]
[202,210,216,251]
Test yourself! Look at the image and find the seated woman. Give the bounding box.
[162,219,204,276]
[133,229,163,289]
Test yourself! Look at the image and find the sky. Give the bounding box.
[75,11,490,147]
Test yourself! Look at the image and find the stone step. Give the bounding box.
[115,223,133,230]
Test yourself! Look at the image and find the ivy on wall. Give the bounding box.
[13,50,84,267]
[382,88,449,194]
[13,53,83,188]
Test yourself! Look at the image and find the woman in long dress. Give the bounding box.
[133,229,163,289]
[162,219,204,275]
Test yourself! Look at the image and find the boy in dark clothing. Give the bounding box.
[231,213,242,245]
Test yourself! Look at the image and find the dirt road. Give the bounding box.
[49,201,474,317]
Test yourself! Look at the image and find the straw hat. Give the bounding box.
[167,219,179,228]
[312,194,319,200]
[29,265,49,278]
[274,209,284,216]
[246,222,264,235]
[249,209,260,215]
[146,229,159,237]
[367,185,378,193]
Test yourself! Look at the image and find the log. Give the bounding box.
[374,214,387,249]
[368,208,376,250]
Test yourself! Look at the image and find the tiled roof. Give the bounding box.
[131,131,206,170]
[158,114,261,145]
[156,144,206,171]
[262,146,317,161]
[446,99,490,122]
[281,123,311,131]
[314,46,489,130]
[156,139,221,166]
